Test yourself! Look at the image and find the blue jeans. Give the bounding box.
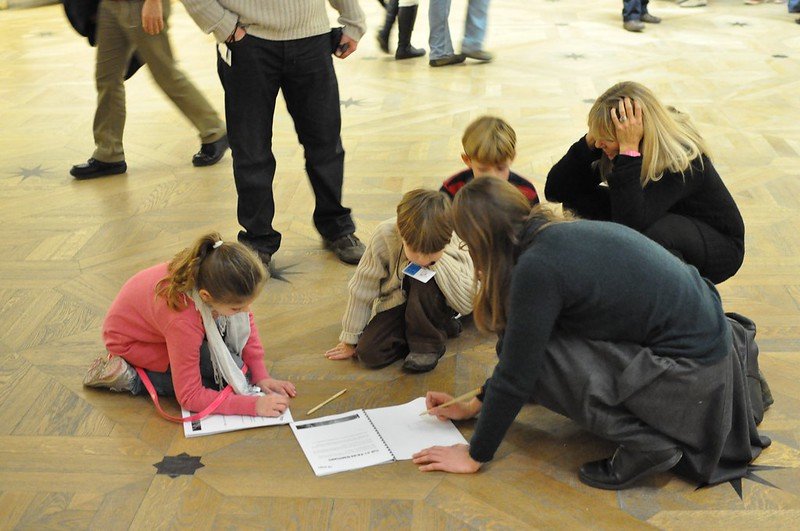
[789,0,799,13]
[623,0,650,21]
[428,0,490,60]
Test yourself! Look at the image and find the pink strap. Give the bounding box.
[135,364,249,424]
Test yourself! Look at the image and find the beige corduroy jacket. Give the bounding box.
[339,219,475,345]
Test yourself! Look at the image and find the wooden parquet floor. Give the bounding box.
[1,0,799,528]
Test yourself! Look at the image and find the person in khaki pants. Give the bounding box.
[70,0,229,179]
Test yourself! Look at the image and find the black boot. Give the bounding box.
[377,0,398,54]
[395,5,425,60]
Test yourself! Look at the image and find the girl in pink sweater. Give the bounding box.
[83,232,295,417]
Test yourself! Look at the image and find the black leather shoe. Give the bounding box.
[70,158,127,180]
[192,135,229,167]
[396,45,426,60]
[579,447,682,490]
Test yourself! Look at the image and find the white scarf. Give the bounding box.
[191,291,264,397]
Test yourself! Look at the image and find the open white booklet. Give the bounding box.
[290,397,468,476]
[181,407,293,438]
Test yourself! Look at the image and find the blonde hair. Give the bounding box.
[587,81,709,187]
[156,232,268,310]
[396,189,453,254]
[462,116,517,165]
[453,179,571,333]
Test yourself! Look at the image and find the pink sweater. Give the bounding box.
[102,263,270,416]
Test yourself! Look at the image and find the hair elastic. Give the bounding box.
[213,240,224,249]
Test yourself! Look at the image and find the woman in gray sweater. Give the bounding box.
[413,178,770,490]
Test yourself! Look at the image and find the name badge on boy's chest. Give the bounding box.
[402,263,436,283]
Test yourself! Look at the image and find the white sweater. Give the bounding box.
[339,219,475,345]
[180,0,366,43]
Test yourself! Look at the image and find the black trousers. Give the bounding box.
[643,213,744,284]
[356,277,455,368]
[218,32,355,255]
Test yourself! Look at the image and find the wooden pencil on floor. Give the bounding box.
[307,388,347,415]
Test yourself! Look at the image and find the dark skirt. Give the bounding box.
[531,314,771,485]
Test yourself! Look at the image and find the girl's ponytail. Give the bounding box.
[157,232,265,310]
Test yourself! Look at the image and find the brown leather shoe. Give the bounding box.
[324,234,365,264]
[623,20,645,32]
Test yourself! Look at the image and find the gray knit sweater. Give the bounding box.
[339,219,475,345]
[180,0,366,43]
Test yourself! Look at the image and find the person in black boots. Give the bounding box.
[377,0,426,59]
[412,178,771,490]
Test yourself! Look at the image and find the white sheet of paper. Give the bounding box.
[364,397,468,460]
[290,410,394,476]
[182,407,293,438]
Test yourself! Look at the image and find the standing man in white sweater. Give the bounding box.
[180,0,368,265]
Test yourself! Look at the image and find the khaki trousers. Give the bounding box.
[93,0,224,162]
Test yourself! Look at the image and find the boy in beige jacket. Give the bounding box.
[325,189,474,372]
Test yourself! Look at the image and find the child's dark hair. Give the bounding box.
[396,189,453,254]
[157,232,268,310]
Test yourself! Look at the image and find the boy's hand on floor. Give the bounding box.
[325,342,356,360]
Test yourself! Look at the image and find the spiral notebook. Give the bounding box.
[290,397,467,476]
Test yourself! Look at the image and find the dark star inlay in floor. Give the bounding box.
[730,22,748,27]
[696,464,785,500]
[340,97,365,108]
[772,54,788,59]
[564,53,584,60]
[153,453,204,478]
[14,164,50,181]
[268,261,301,283]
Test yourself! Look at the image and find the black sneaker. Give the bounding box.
[403,352,441,372]
[70,158,127,180]
[324,234,365,264]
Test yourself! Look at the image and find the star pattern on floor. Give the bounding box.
[13,164,50,181]
[341,97,365,108]
[730,22,749,27]
[268,261,301,283]
[696,464,785,500]
[153,453,205,478]
[564,53,584,60]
